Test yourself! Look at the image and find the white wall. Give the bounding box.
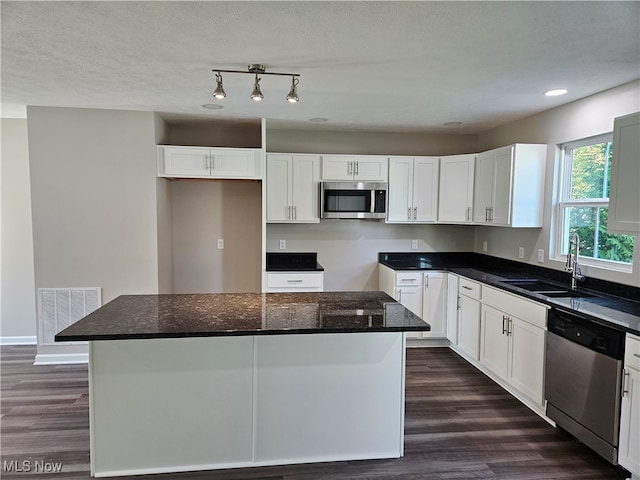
[27,107,161,303]
[476,80,640,287]
[1,118,37,341]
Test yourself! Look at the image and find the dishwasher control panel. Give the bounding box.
[548,308,625,360]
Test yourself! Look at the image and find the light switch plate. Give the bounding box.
[538,249,544,263]
[482,241,488,252]
[518,247,524,259]
[217,239,224,249]
[411,239,418,250]
[279,239,286,250]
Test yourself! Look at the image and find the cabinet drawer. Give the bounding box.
[266,272,323,289]
[459,278,481,300]
[483,286,547,329]
[625,334,640,372]
[395,272,423,286]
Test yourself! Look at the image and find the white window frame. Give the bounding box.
[554,133,633,273]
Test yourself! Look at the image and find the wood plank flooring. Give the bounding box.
[1,345,630,479]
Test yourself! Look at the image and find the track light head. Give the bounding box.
[250,74,263,102]
[213,72,226,99]
[286,76,299,103]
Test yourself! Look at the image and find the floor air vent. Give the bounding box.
[38,288,101,344]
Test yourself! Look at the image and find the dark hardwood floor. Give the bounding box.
[1,345,629,479]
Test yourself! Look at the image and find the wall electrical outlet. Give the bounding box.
[482,241,488,252]
[217,238,224,249]
[279,239,286,250]
[538,249,545,263]
[518,247,525,259]
[411,239,418,250]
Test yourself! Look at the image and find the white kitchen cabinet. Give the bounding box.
[473,144,546,227]
[387,156,439,223]
[480,285,547,407]
[379,265,423,338]
[266,154,320,223]
[265,272,324,292]
[321,155,388,181]
[446,273,459,345]
[438,154,475,223]
[608,112,640,235]
[457,278,481,360]
[158,146,261,179]
[421,271,446,338]
[619,334,640,477]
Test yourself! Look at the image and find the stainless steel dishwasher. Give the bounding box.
[545,307,625,464]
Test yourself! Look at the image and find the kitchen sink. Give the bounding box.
[499,279,594,298]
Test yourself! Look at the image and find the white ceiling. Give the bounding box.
[2,1,639,133]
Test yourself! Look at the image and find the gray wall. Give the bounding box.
[27,107,161,302]
[475,80,640,287]
[167,120,261,148]
[1,118,37,339]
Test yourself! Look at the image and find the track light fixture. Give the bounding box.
[211,64,300,103]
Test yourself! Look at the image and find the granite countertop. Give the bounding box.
[266,252,324,271]
[55,291,429,342]
[379,252,640,336]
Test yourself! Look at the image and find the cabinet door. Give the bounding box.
[387,157,413,222]
[354,156,388,181]
[458,295,480,360]
[210,149,259,178]
[490,146,513,226]
[321,155,354,180]
[291,155,321,222]
[508,316,545,406]
[619,366,640,476]
[396,286,422,318]
[446,274,459,344]
[474,151,494,223]
[438,155,475,223]
[480,305,509,380]
[413,157,439,222]
[161,147,211,177]
[266,155,292,222]
[422,272,445,338]
[609,112,640,235]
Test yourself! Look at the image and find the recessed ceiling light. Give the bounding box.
[202,103,223,109]
[544,89,568,97]
[443,121,463,126]
[309,117,328,123]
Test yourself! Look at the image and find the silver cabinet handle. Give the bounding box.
[203,155,208,170]
[287,279,303,283]
[623,369,630,396]
[413,207,417,220]
[456,295,461,310]
[210,154,215,170]
[488,207,493,222]
[485,207,489,222]
[465,206,470,222]
[502,315,508,335]
[348,161,353,176]
[400,278,416,283]
[293,206,297,220]
[461,285,472,290]
[355,161,359,176]
[507,317,512,336]
[288,206,293,220]
[407,207,411,220]
[396,289,402,302]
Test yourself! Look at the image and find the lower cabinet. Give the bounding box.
[480,286,547,408]
[265,272,324,292]
[457,278,481,360]
[445,273,459,345]
[619,334,640,477]
[421,272,446,338]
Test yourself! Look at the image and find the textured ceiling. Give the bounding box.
[1,1,639,133]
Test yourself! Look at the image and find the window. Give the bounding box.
[556,134,634,269]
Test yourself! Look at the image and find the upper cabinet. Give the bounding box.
[608,112,640,235]
[158,146,261,179]
[438,154,475,224]
[321,155,388,181]
[266,154,321,223]
[387,156,439,223]
[473,144,547,227]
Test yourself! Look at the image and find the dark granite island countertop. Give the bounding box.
[55,291,429,342]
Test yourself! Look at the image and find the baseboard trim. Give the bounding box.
[0,336,37,345]
[34,353,88,365]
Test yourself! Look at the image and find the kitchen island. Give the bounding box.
[56,291,429,478]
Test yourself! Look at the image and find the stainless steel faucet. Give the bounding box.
[565,232,586,289]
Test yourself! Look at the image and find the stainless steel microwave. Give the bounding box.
[320,182,387,219]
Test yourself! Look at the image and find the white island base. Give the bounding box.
[89,332,406,477]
